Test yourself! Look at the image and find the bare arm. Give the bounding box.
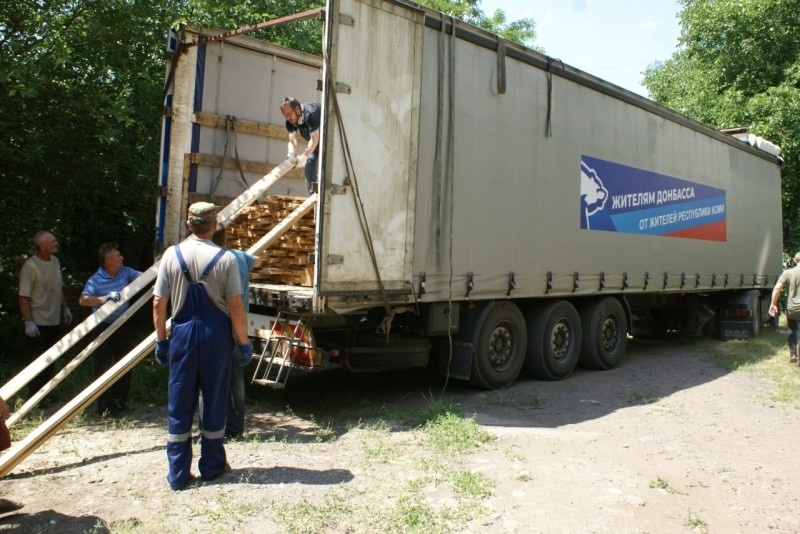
[287,131,300,156]
[302,130,320,158]
[227,296,249,346]
[18,296,33,322]
[770,281,784,317]
[153,295,169,341]
[79,293,107,307]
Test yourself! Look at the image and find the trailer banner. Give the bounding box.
[580,155,726,242]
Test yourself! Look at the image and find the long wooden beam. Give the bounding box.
[6,288,154,427]
[193,111,288,141]
[0,159,304,477]
[189,152,305,180]
[0,157,301,476]
[217,157,300,227]
[0,325,168,478]
[0,267,158,402]
[0,158,298,402]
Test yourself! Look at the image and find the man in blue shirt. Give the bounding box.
[79,243,141,416]
[211,224,255,438]
[280,97,321,194]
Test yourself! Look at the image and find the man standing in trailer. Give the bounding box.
[280,97,321,194]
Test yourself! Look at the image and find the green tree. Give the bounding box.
[643,0,800,251]
[0,0,322,360]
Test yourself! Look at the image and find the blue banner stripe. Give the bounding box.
[610,196,726,235]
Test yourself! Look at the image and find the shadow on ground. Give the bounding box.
[243,335,734,432]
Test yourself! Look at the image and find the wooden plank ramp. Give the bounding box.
[0,157,301,477]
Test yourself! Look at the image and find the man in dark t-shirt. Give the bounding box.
[770,251,800,365]
[280,97,321,194]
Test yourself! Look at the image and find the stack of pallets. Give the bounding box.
[225,195,315,286]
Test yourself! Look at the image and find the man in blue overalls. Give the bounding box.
[153,202,252,491]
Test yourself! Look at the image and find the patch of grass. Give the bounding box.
[685,508,708,532]
[8,407,45,441]
[649,475,684,494]
[307,415,336,443]
[422,403,495,455]
[362,438,397,463]
[272,492,352,534]
[386,492,487,534]
[388,493,439,533]
[103,518,144,532]
[701,327,800,407]
[628,392,661,405]
[514,470,533,482]
[196,493,261,524]
[415,456,448,477]
[504,448,526,462]
[449,469,494,499]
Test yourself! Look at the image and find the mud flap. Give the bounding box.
[436,340,473,380]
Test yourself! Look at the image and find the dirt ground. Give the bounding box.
[1,335,799,533]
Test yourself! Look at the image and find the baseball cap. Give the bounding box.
[187,202,220,225]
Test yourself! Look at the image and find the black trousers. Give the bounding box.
[93,322,133,413]
[788,317,799,357]
[25,325,60,397]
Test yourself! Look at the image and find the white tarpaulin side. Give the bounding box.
[318,0,423,293]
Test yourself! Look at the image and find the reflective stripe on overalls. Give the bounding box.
[166,245,231,490]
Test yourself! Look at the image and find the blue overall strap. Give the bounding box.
[174,246,227,283]
[174,245,193,283]
[199,249,227,282]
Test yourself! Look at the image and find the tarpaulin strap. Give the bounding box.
[496,36,506,95]
[210,115,251,199]
[545,58,563,138]
[433,13,447,270]
[229,117,251,190]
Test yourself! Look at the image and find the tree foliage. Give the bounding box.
[0,0,322,357]
[643,0,800,251]
[417,0,539,49]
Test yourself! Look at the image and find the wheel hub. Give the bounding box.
[601,317,618,351]
[550,320,571,361]
[488,324,513,369]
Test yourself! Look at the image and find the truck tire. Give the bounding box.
[579,297,627,370]
[524,300,582,380]
[470,301,526,389]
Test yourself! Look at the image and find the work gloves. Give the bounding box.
[24,321,40,338]
[235,342,253,367]
[61,307,73,326]
[155,340,169,367]
[104,291,121,303]
[287,151,298,164]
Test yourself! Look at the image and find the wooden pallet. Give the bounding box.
[226,195,315,286]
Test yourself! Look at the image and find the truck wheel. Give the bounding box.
[579,297,627,370]
[470,301,526,389]
[524,300,582,380]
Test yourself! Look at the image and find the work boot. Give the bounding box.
[791,350,798,364]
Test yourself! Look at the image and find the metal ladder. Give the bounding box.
[251,311,314,389]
